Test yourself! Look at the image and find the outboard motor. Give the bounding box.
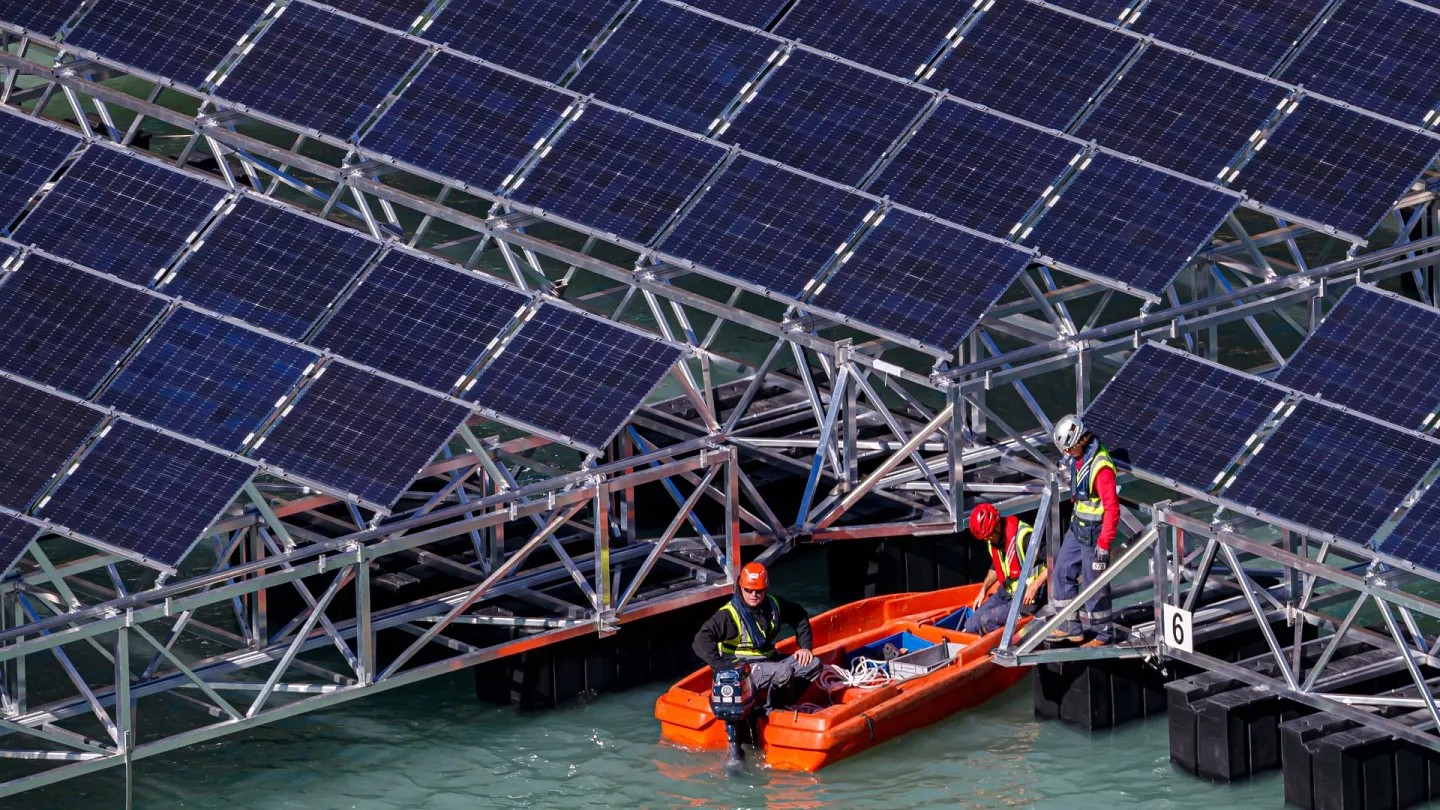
[709,664,757,773]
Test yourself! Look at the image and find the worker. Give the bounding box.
[1048,414,1119,646]
[962,503,1046,635]
[692,561,821,705]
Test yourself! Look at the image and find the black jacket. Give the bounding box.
[692,594,814,671]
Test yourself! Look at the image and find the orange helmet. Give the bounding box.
[739,561,768,590]
[968,503,1000,539]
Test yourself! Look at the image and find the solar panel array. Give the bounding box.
[0,374,104,512]
[1383,484,1440,571]
[0,511,40,576]
[770,0,959,80]
[0,0,81,37]
[425,0,625,82]
[1084,344,1288,492]
[0,110,78,229]
[677,0,789,29]
[66,0,268,87]
[323,0,432,31]
[1131,0,1330,75]
[1277,286,1440,431]
[465,304,683,450]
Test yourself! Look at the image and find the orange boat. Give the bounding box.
[654,583,1030,771]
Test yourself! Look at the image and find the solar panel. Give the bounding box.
[1383,484,1440,572]
[67,0,267,87]
[0,0,82,36]
[0,375,103,512]
[216,3,427,137]
[1133,0,1329,75]
[14,147,227,285]
[1076,47,1291,182]
[657,156,875,298]
[926,0,1138,130]
[869,99,1082,237]
[0,111,78,229]
[313,250,530,393]
[724,49,931,186]
[465,303,682,450]
[1235,100,1440,238]
[253,362,469,507]
[810,211,1029,352]
[1023,154,1238,296]
[1084,344,1288,492]
[771,0,963,79]
[1276,287,1440,431]
[426,0,625,82]
[511,106,725,244]
[1278,0,1440,125]
[0,512,40,575]
[37,420,255,568]
[568,2,775,133]
[1222,399,1440,544]
[165,197,379,339]
[0,255,167,396]
[322,0,432,30]
[668,0,789,29]
[1041,0,1130,24]
[99,309,317,451]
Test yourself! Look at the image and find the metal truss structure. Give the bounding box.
[1,8,1439,796]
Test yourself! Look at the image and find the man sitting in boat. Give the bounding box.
[963,503,1046,635]
[691,561,821,707]
[1048,413,1119,647]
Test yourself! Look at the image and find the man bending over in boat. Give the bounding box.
[963,503,1046,636]
[692,561,822,707]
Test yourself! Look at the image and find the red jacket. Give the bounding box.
[1094,465,1120,552]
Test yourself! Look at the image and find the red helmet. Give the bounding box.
[968,504,1001,539]
[739,561,768,590]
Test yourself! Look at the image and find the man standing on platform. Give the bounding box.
[1047,414,1120,646]
[692,561,821,703]
[963,503,1046,635]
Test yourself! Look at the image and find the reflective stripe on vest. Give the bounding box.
[1071,443,1116,526]
[988,522,1044,595]
[718,595,779,659]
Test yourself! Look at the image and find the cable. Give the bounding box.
[818,657,897,692]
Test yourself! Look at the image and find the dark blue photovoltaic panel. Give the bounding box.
[667,0,788,29]
[1134,0,1329,75]
[324,0,431,30]
[511,107,725,244]
[1279,1,1440,125]
[166,197,379,339]
[870,99,1082,237]
[772,0,963,78]
[465,303,682,449]
[811,211,1029,352]
[726,50,930,186]
[314,250,529,393]
[217,3,426,137]
[1084,344,1287,492]
[927,0,1138,129]
[1041,0,1129,23]
[0,255,166,396]
[0,0,82,36]
[1223,399,1440,544]
[658,157,875,298]
[362,53,570,194]
[15,148,226,285]
[0,111,77,228]
[68,0,267,86]
[0,512,40,574]
[100,309,317,451]
[254,363,470,507]
[1276,287,1440,430]
[1236,100,1440,238]
[1077,48,1290,182]
[427,0,625,82]
[38,420,255,568]
[569,2,775,133]
[1023,154,1238,295]
[0,375,103,512]
[1384,484,1440,572]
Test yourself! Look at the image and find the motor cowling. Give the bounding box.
[709,665,755,722]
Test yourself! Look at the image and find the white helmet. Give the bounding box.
[1053,414,1086,452]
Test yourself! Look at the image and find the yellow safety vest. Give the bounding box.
[1072,443,1117,527]
[989,522,1046,596]
[718,596,780,659]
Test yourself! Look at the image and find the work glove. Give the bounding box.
[1092,547,1109,572]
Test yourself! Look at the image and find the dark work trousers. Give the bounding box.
[1050,524,1113,641]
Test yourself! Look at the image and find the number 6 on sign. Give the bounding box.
[1163,604,1193,653]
